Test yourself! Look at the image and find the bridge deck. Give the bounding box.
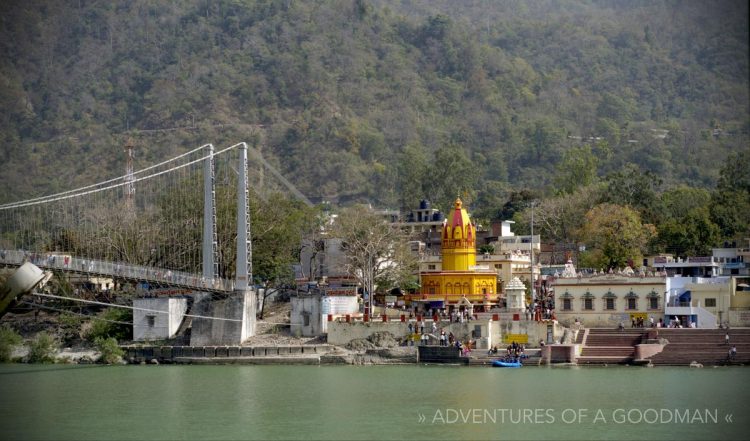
[1,250,234,293]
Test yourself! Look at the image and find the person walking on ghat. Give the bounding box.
[725,332,730,345]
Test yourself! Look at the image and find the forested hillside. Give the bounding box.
[0,0,748,225]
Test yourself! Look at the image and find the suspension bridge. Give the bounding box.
[0,141,310,344]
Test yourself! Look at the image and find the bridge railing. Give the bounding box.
[0,249,235,293]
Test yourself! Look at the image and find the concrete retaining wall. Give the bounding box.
[541,344,578,363]
[327,319,565,349]
[122,344,333,364]
[417,346,466,364]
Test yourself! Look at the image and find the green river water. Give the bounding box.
[0,364,748,440]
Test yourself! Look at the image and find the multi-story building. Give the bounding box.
[553,263,666,328]
[652,255,720,277]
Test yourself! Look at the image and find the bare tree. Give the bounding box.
[333,205,417,315]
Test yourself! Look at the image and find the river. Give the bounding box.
[0,364,748,440]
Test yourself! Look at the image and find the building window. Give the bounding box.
[627,298,637,310]
[428,264,436,270]
[583,298,593,310]
[605,298,615,310]
[429,288,435,294]
[563,299,572,311]
[649,297,659,310]
[705,298,716,307]
[303,314,310,326]
[494,264,502,269]
[146,315,156,328]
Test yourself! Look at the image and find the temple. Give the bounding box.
[418,198,498,310]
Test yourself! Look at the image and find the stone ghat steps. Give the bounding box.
[648,354,750,366]
[587,328,647,333]
[657,343,750,348]
[580,347,634,357]
[576,356,633,365]
[576,329,647,364]
[585,336,643,346]
[655,330,750,344]
[645,329,750,365]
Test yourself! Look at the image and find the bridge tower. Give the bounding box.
[202,144,218,282]
[191,142,256,345]
[235,142,256,340]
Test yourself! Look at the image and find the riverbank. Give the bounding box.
[120,343,418,365]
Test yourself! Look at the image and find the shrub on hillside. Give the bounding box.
[86,308,133,342]
[94,336,124,364]
[27,332,57,364]
[0,326,22,362]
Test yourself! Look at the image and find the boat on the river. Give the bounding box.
[492,358,522,368]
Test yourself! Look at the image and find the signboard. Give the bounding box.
[629,312,648,321]
[502,334,529,344]
[384,295,397,304]
[321,296,359,315]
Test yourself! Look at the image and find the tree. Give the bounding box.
[515,184,601,244]
[426,145,477,213]
[656,207,720,258]
[661,186,711,220]
[602,163,664,225]
[396,143,429,211]
[553,145,599,195]
[710,152,750,240]
[250,193,318,319]
[497,189,541,223]
[333,205,417,314]
[578,203,655,269]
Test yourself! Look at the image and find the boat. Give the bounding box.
[492,358,522,368]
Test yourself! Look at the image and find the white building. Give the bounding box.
[133,297,188,341]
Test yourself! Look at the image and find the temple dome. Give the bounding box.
[442,198,475,249]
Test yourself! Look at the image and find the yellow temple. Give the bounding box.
[419,198,497,307]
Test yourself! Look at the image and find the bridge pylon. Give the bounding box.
[191,142,256,346]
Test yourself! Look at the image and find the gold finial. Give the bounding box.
[454,198,462,209]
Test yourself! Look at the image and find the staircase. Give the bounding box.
[576,328,647,365]
[646,329,750,366]
[574,328,586,344]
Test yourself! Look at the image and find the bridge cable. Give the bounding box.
[32,292,242,322]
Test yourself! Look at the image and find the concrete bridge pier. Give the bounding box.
[190,290,256,346]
